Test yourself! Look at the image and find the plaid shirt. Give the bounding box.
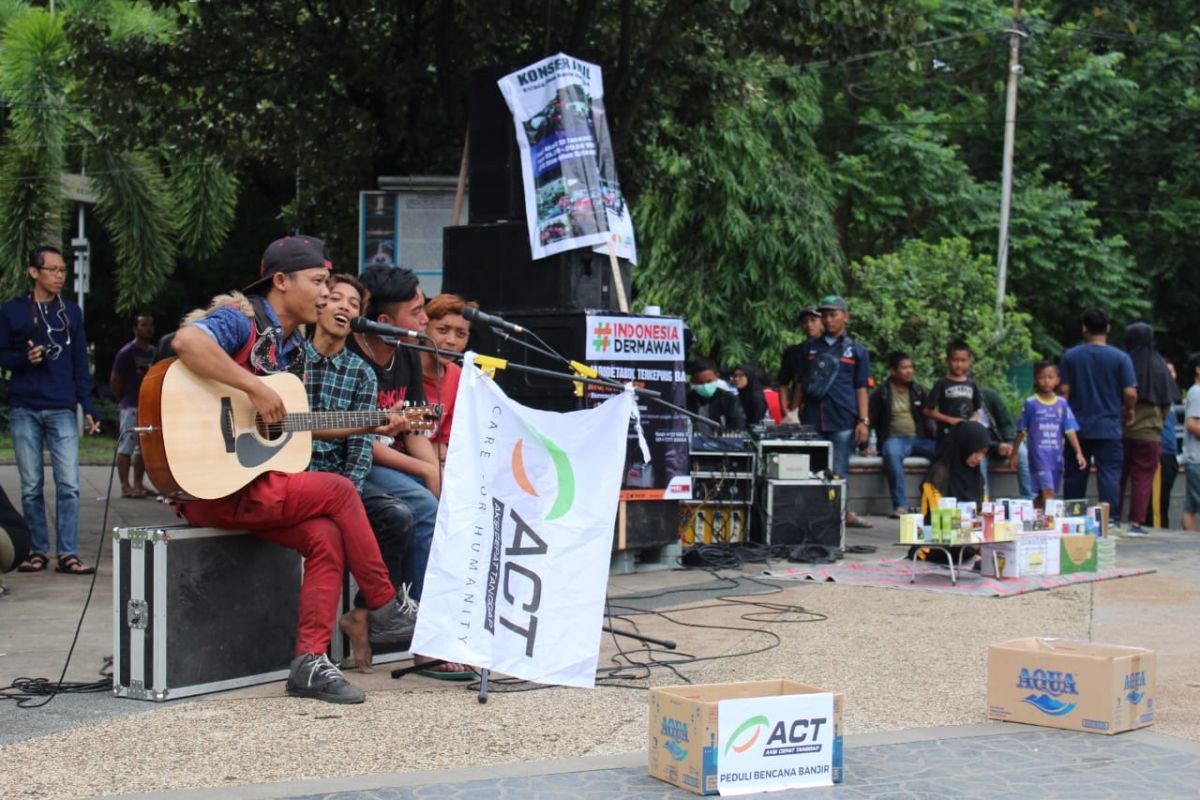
[304,341,378,490]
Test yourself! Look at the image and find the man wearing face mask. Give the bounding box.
[687,358,747,431]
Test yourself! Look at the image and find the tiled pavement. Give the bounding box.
[152,725,1198,800]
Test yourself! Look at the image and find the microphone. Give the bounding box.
[462,306,526,334]
[350,317,429,340]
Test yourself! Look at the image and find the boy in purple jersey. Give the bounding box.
[1009,361,1088,507]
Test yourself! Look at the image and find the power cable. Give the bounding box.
[0,433,126,707]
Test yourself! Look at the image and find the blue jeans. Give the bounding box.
[10,407,81,557]
[881,436,937,511]
[981,444,1035,500]
[825,428,854,480]
[1016,441,1034,499]
[366,465,437,601]
[1063,437,1123,509]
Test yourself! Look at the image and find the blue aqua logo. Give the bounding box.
[1016,667,1078,697]
[1022,693,1077,716]
[661,718,689,742]
[665,740,689,761]
[1124,671,1146,704]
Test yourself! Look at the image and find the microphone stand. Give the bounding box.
[381,336,720,431]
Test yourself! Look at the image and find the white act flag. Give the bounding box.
[410,355,644,687]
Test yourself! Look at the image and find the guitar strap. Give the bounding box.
[231,295,308,379]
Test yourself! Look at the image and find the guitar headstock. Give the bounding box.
[402,402,444,434]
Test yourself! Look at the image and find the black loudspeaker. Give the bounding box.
[442,221,631,313]
[465,310,588,413]
[468,66,524,223]
[757,479,846,549]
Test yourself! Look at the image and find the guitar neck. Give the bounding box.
[278,410,390,432]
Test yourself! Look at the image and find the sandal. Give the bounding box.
[55,555,96,575]
[18,552,49,572]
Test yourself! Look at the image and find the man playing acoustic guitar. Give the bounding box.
[169,236,417,704]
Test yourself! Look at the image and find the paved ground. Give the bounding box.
[1,465,1198,799]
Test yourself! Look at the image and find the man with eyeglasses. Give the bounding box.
[0,245,100,575]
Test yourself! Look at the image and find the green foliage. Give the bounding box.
[634,58,842,370]
[0,6,69,291]
[91,147,178,310]
[848,237,1034,396]
[169,159,239,260]
[0,0,234,309]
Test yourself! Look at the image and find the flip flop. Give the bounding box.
[18,552,49,572]
[55,555,96,575]
[845,517,874,529]
[416,667,479,682]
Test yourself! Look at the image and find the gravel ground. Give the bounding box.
[0,579,1106,799]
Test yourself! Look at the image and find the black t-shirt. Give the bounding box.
[778,343,804,387]
[346,337,427,410]
[930,377,981,439]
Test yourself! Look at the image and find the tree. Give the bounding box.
[634,57,842,370]
[0,2,237,312]
[847,237,1034,398]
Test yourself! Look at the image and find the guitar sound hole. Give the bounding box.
[256,418,286,441]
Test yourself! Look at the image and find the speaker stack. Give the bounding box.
[442,66,633,412]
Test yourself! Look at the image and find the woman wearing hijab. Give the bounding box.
[911,421,992,564]
[730,364,770,426]
[1119,322,1179,533]
[920,420,993,514]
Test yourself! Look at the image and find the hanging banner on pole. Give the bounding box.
[411,355,640,687]
[497,53,637,264]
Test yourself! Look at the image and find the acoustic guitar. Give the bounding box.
[138,358,441,499]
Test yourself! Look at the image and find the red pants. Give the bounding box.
[1118,439,1162,526]
[182,471,394,656]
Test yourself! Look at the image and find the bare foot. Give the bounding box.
[413,653,475,676]
[339,608,373,672]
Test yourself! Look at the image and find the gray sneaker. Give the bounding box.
[367,582,419,647]
[286,653,364,704]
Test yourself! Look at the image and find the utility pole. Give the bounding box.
[995,0,1024,329]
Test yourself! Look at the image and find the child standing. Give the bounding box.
[924,340,982,441]
[1009,361,1087,506]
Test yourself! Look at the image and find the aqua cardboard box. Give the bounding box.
[987,638,1155,734]
[648,680,844,795]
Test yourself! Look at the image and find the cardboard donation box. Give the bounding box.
[649,680,844,795]
[988,638,1155,734]
[981,533,1061,578]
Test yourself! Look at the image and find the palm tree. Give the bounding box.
[0,1,237,311]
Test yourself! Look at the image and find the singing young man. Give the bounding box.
[169,235,417,704]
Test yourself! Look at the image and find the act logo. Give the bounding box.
[511,426,576,521]
[723,715,770,756]
[591,322,612,353]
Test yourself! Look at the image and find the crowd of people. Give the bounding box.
[1,243,1197,703]
[687,298,1198,537]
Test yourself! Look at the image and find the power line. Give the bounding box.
[1031,20,1200,50]
[775,27,1010,77]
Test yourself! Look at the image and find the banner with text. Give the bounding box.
[411,356,638,687]
[497,53,637,263]
[717,693,836,795]
[585,314,689,500]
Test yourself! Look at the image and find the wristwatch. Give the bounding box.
[857,418,869,426]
